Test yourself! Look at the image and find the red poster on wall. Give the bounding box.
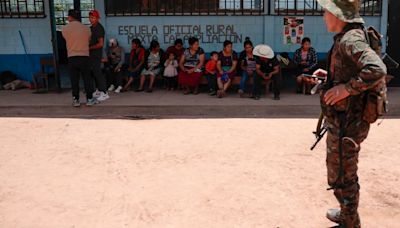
[283,17,304,45]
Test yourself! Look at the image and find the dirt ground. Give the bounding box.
[0,118,399,228]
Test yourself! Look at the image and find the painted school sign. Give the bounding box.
[118,24,243,45]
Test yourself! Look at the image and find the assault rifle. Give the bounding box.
[310,112,327,150]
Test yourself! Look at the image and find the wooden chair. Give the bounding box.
[199,72,273,94]
[33,58,55,92]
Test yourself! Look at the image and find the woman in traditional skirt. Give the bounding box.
[178,37,205,95]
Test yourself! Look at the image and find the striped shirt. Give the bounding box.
[293,47,318,70]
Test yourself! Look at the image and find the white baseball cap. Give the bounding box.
[109,38,118,47]
[253,44,274,59]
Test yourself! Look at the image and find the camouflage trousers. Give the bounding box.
[326,118,370,228]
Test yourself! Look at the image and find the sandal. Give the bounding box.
[217,90,223,98]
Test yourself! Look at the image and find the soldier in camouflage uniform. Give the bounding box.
[314,0,387,227]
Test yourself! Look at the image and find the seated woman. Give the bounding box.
[123,39,145,92]
[216,40,238,98]
[178,37,205,95]
[293,37,318,94]
[136,40,164,93]
[238,37,256,98]
[165,39,184,62]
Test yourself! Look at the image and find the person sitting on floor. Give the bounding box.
[123,38,146,92]
[136,40,164,93]
[293,37,318,94]
[0,71,30,91]
[204,51,219,96]
[253,44,281,100]
[216,40,238,98]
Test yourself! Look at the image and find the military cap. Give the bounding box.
[317,0,364,23]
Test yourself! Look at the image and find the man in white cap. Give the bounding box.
[315,0,387,227]
[252,44,281,100]
[105,38,125,93]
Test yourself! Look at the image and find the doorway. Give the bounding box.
[387,0,400,86]
[54,0,95,64]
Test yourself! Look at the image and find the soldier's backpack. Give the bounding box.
[362,26,389,123]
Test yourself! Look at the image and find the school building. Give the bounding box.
[0,0,399,87]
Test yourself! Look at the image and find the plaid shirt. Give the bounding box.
[293,47,318,70]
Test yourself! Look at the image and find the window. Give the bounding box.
[275,0,323,15]
[80,0,94,24]
[0,0,45,18]
[219,0,263,11]
[105,0,264,16]
[360,0,382,16]
[54,0,73,26]
[274,0,382,16]
[54,0,94,29]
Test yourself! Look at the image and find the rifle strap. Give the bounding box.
[326,43,335,89]
[327,112,347,191]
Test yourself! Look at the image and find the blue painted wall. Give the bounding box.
[0,54,52,82]
[103,15,383,54]
[97,0,387,54]
[0,0,52,82]
[0,0,389,82]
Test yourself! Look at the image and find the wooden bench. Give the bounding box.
[149,57,329,92]
[199,74,272,93]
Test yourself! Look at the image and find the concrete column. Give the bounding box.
[380,0,389,53]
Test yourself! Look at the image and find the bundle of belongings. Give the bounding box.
[276,52,291,67]
[0,71,30,90]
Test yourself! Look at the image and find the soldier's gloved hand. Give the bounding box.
[324,84,350,105]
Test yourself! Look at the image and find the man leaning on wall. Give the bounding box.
[89,9,109,102]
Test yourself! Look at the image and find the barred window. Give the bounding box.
[274,0,322,15]
[360,0,382,16]
[0,0,45,18]
[105,0,264,16]
[54,0,94,29]
[274,0,382,16]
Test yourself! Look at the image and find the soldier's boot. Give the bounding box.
[341,211,361,228]
[328,192,361,227]
[339,184,361,228]
[326,208,341,224]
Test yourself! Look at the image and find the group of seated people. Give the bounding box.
[103,36,321,100]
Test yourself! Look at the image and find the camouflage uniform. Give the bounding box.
[317,0,387,227]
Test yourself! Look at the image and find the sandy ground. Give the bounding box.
[0,118,399,228]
